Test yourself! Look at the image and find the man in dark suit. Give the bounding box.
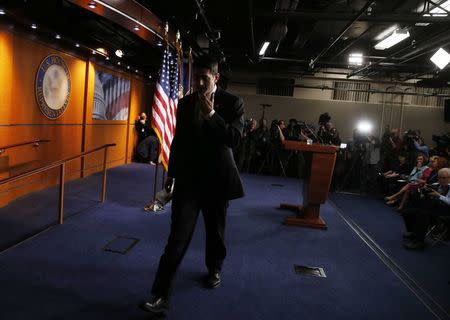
[140,55,245,315]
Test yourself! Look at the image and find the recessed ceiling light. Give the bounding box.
[127,66,130,69]
[430,48,450,69]
[415,22,430,27]
[106,56,110,60]
[115,49,124,58]
[31,23,37,29]
[55,34,61,39]
[374,29,410,50]
[75,43,80,47]
[0,9,5,15]
[135,69,138,73]
[157,41,163,47]
[92,50,96,55]
[148,75,152,79]
[88,1,97,9]
[133,25,140,31]
[117,61,121,65]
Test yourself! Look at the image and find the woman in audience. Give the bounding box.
[396,156,448,210]
[384,153,428,206]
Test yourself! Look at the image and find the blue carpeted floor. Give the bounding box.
[0,163,447,320]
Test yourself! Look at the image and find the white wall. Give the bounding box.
[228,82,450,144]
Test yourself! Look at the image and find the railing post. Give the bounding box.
[58,163,65,224]
[101,147,108,202]
[153,162,159,201]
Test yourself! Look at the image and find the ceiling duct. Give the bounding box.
[269,0,299,43]
[269,22,288,41]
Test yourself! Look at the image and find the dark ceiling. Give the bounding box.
[1,0,450,82]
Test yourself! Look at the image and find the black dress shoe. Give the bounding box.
[139,295,168,314]
[205,272,221,288]
[402,231,416,239]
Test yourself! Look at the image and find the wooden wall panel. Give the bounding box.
[83,124,127,176]
[0,29,151,208]
[0,126,82,207]
[0,30,84,207]
[0,32,86,126]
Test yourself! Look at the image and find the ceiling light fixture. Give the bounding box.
[92,50,96,55]
[374,29,410,50]
[96,47,108,55]
[348,53,363,66]
[93,0,163,41]
[31,23,37,29]
[55,34,61,39]
[88,1,97,9]
[258,41,270,56]
[374,25,398,41]
[133,25,140,31]
[430,48,450,69]
[117,61,121,65]
[0,9,5,15]
[75,43,80,47]
[115,49,124,58]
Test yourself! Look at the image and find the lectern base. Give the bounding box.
[280,203,327,229]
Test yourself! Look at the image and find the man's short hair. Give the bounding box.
[193,55,219,74]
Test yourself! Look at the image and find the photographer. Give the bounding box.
[238,118,257,173]
[317,113,340,146]
[431,132,450,158]
[400,167,450,250]
[135,112,159,165]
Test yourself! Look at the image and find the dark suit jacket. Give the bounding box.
[168,87,245,200]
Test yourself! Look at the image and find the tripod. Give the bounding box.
[336,147,365,194]
[259,103,271,119]
[257,144,287,177]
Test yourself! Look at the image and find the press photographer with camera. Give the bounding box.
[317,112,341,146]
[135,112,159,165]
[400,167,450,250]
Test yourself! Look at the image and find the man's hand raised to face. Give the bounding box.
[198,92,214,118]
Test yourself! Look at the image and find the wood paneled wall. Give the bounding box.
[0,30,153,207]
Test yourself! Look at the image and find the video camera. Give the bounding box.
[432,133,450,147]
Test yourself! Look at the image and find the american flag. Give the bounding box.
[151,48,180,171]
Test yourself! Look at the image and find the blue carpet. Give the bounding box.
[0,164,443,319]
[330,192,450,315]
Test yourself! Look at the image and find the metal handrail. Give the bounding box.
[0,139,51,154]
[0,143,116,224]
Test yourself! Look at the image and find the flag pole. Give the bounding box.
[151,21,170,202]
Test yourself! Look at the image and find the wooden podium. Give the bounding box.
[280,141,338,229]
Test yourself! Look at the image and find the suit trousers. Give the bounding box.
[151,190,228,299]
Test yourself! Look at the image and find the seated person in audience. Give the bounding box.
[382,153,412,179]
[396,156,448,210]
[384,153,428,206]
[381,152,412,197]
[135,112,159,165]
[400,167,450,250]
